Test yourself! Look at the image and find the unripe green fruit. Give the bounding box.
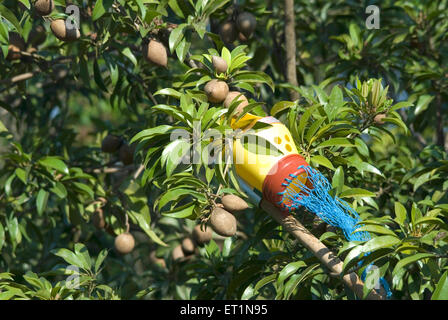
[172,244,184,261]
[212,56,228,74]
[210,207,237,237]
[221,194,249,212]
[101,135,122,153]
[204,80,229,103]
[34,0,54,16]
[181,237,195,255]
[143,39,168,68]
[219,21,237,43]
[236,12,257,38]
[50,19,80,42]
[114,233,135,254]
[192,225,212,245]
[119,143,134,165]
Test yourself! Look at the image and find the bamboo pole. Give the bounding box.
[260,199,385,300]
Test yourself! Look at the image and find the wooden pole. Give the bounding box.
[260,199,385,300]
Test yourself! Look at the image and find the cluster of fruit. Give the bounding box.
[171,194,249,262]
[219,11,257,44]
[101,134,135,166]
[204,55,249,116]
[7,1,80,61]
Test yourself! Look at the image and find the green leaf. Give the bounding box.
[161,139,191,177]
[310,155,335,170]
[92,0,112,21]
[339,188,376,198]
[277,261,306,285]
[36,189,49,216]
[121,47,137,67]
[38,157,69,174]
[432,271,448,300]
[95,249,109,273]
[316,138,355,149]
[271,101,295,117]
[162,203,196,219]
[74,243,92,271]
[51,248,84,268]
[392,253,435,278]
[362,235,400,253]
[0,223,5,252]
[332,166,344,194]
[394,202,407,226]
[169,24,186,53]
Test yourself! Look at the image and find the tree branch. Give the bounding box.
[284,0,300,101]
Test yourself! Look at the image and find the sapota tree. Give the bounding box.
[0,0,447,300]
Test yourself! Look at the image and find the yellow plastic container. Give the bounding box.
[232,116,300,191]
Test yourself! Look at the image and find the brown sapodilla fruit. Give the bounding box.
[238,32,248,42]
[204,80,229,103]
[143,39,168,68]
[212,56,228,74]
[119,143,134,165]
[101,134,122,153]
[209,207,237,237]
[219,21,237,43]
[114,233,135,254]
[149,251,166,268]
[34,0,54,16]
[192,225,212,245]
[92,208,106,229]
[181,238,195,255]
[236,12,257,38]
[172,244,185,261]
[221,194,249,212]
[223,91,249,115]
[28,25,46,47]
[374,113,387,125]
[7,32,25,61]
[50,19,81,42]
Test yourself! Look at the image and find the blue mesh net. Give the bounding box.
[278,165,392,299]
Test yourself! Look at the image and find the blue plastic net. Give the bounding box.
[278,165,392,299]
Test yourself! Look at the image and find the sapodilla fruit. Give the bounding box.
[114,233,135,254]
[212,56,228,74]
[223,91,249,115]
[172,245,185,261]
[149,251,166,268]
[238,32,248,42]
[374,113,386,125]
[119,143,134,165]
[219,21,237,43]
[34,0,54,16]
[192,225,212,245]
[236,12,257,38]
[143,39,168,68]
[50,19,81,42]
[221,194,249,212]
[28,25,46,47]
[92,208,106,229]
[210,207,237,237]
[204,80,229,103]
[181,238,195,255]
[7,32,25,61]
[101,134,122,153]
